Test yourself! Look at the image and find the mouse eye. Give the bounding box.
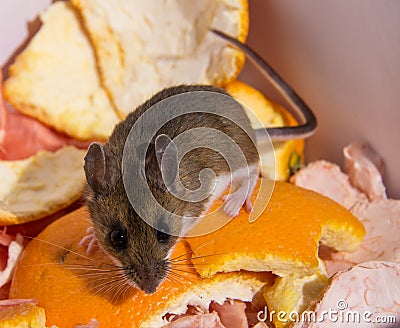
[109,229,127,249]
[154,228,170,244]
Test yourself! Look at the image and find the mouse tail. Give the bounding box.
[211,29,317,141]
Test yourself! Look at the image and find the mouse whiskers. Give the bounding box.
[163,273,183,288]
[91,273,126,299]
[21,235,117,269]
[166,268,197,286]
[19,234,136,304]
[75,266,133,304]
[167,257,199,287]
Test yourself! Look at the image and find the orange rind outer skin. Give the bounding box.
[186,181,366,278]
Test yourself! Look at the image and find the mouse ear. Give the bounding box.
[84,142,116,195]
[155,134,178,189]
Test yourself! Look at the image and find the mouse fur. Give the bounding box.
[83,84,259,294]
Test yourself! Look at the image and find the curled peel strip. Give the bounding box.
[122,91,275,237]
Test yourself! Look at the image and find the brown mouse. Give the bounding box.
[81,32,317,295]
[82,85,260,294]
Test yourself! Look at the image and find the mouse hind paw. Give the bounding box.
[222,170,258,217]
[222,190,246,217]
[79,226,99,255]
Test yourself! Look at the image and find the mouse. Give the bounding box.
[82,84,260,295]
[80,32,317,295]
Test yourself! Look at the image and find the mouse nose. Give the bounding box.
[135,267,162,294]
[140,279,159,294]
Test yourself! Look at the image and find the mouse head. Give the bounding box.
[83,142,181,294]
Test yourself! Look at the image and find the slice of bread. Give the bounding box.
[3,2,118,141]
[72,0,249,117]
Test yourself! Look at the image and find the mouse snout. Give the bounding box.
[135,267,163,294]
[138,277,160,294]
[126,261,168,294]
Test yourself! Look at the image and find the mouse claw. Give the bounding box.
[79,227,98,255]
[223,192,253,217]
[245,197,254,213]
[222,170,258,217]
[222,191,246,218]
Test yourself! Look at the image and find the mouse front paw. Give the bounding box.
[222,189,247,218]
[222,172,258,217]
[79,226,98,255]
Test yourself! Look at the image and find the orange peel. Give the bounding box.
[3,2,118,141]
[0,146,86,225]
[9,181,365,327]
[72,0,249,117]
[10,207,273,327]
[186,180,366,278]
[224,80,305,180]
[0,302,46,327]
